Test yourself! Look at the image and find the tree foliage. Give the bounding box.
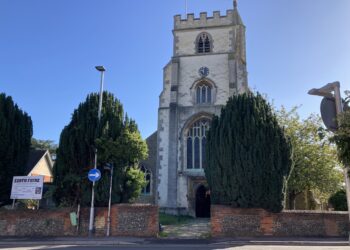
[53,92,148,207]
[205,93,292,213]
[328,189,348,211]
[331,92,350,167]
[276,107,343,208]
[31,138,57,155]
[0,93,32,204]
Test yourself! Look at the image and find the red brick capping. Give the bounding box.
[0,204,158,237]
[211,205,349,237]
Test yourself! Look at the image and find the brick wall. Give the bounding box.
[211,205,349,237]
[110,204,158,237]
[0,204,158,237]
[0,208,75,236]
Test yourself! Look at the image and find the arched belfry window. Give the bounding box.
[197,33,211,53]
[196,82,212,104]
[186,119,210,169]
[140,165,151,195]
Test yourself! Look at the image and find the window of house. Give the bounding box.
[140,165,151,195]
[196,83,212,104]
[186,119,210,169]
[197,33,211,53]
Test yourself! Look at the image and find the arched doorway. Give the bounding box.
[195,185,211,218]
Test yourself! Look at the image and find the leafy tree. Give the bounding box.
[332,92,350,167]
[31,138,57,155]
[329,91,350,212]
[53,92,148,207]
[329,189,348,211]
[205,93,292,213]
[0,93,32,204]
[276,107,343,209]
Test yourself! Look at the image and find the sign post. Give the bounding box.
[308,81,350,245]
[88,168,101,236]
[89,65,106,237]
[88,169,101,182]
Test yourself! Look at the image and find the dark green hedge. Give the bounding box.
[205,93,292,212]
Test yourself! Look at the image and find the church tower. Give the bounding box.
[157,1,248,216]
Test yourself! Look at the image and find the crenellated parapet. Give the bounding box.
[174,10,235,30]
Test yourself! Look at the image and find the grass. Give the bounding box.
[159,213,194,225]
[158,231,169,238]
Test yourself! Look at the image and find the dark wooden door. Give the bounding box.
[195,185,211,218]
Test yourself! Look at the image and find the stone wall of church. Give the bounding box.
[178,55,230,107]
[175,106,222,210]
[157,108,170,207]
[137,132,158,204]
[157,63,172,207]
[174,10,234,30]
[174,27,234,56]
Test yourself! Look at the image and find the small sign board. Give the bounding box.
[88,169,101,182]
[10,176,44,200]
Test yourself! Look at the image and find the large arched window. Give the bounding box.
[140,165,151,195]
[197,33,211,53]
[196,82,212,104]
[186,119,210,169]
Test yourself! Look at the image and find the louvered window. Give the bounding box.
[197,33,211,53]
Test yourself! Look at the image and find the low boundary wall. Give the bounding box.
[211,205,349,237]
[0,204,158,237]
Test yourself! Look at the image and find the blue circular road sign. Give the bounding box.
[88,169,101,182]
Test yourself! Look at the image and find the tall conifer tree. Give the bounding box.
[53,92,147,206]
[205,93,292,212]
[0,93,33,204]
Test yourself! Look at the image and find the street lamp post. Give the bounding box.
[308,81,350,243]
[88,65,106,237]
[104,163,114,237]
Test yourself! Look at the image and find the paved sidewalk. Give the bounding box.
[0,236,348,247]
[161,218,210,239]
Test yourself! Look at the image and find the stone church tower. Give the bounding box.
[157,1,248,216]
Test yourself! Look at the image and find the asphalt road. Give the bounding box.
[1,245,350,250]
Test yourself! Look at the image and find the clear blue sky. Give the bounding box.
[1,0,349,143]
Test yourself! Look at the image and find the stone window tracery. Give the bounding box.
[196,82,212,104]
[197,33,211,53]
[140,165,151,195]
[186,119,210,169]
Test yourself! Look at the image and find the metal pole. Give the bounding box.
[309,82,350,243]
[12,199,15,209]
[88,69,105,237]
[107,165,114,237]
[333,82,350,244]
[97,71,104,121]
[76,203,80,234]
[333,82,343,114]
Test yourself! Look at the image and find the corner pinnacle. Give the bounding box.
[234,0,238,9]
